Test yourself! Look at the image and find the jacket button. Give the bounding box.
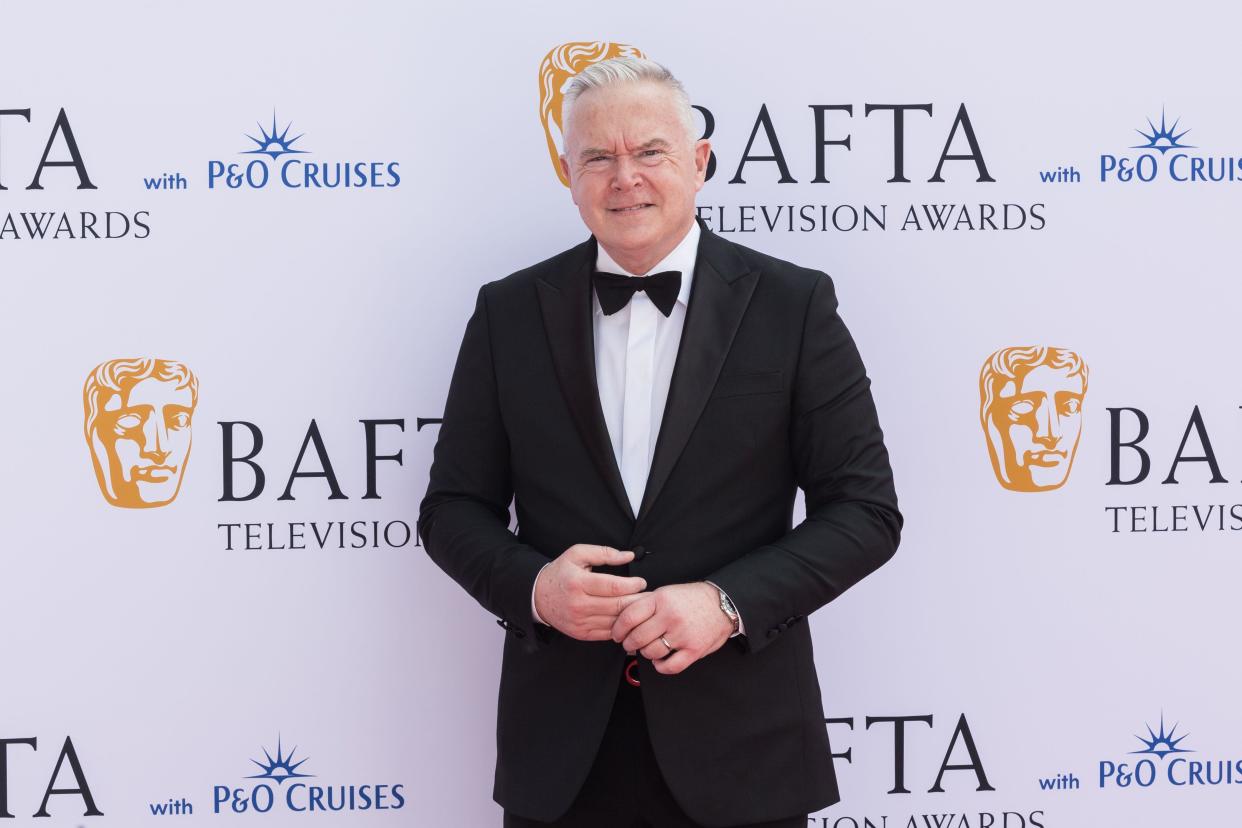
[767,628,779,638]
[785,616,797,625]
[633,545,647,559]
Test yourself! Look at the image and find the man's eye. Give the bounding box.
[1008,401,1035,418]
[116,414,142,430]
[586,156,608,164]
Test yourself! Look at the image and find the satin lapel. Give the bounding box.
[637,226,758,526]
[535,238,636,523]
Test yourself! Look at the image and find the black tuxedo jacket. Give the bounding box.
[418,219,901,826]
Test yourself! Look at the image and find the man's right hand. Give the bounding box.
[533,544,648,642]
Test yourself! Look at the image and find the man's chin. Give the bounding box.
[133,479,179,505]
[597,226,658,253]
[1023,467,1071,490]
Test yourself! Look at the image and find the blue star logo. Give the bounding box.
[1130,714,1192,758]
[1131,108,1194,154]
[245,736,313,784]
[242,113,308,159]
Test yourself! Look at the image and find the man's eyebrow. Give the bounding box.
[578,139,672,160]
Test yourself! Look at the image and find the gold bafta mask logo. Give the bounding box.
[538,41,646,186]
[83,358,199,508]
[979,346,1088,492]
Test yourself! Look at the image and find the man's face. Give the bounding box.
[986,364,1084,491]
[89,377,194,507]
[559,81,710,270]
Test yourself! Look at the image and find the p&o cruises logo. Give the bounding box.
[1099,108,1242,183]
[210,736,405,815]
[1099,715,1242,789]
[207,112,401,190]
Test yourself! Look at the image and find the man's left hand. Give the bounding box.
[610,582,733,675]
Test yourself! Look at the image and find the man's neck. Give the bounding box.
[598,217,696,276]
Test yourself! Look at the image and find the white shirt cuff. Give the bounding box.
[531,562,551,626]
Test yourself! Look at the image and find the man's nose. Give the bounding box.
[611,154,643,190]
[1033,399,1062,447]
[141,417,171,463]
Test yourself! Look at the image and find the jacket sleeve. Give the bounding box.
[705,272,902,655]
[417,283,553,654]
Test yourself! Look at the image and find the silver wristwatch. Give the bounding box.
[705,580,740,634]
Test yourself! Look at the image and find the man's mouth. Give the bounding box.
[1025,450,1067,467]
[132,464,177,482]
[609,204,653,213]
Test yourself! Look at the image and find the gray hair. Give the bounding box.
[561,57,696,145]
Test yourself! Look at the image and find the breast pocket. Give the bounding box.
[709,369,783,399]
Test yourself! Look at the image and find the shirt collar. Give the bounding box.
[593,219,699,316]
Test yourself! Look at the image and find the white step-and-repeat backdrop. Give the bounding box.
[3,2,1239,825]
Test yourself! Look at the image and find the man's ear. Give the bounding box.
[693,139,711,191]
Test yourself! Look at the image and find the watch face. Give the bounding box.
[720,595,739,632]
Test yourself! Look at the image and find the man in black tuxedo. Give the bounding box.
[418,56,901,828]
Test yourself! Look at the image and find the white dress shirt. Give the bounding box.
[594,221,699,516]
[530,220,744,637]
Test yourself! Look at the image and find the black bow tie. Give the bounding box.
[592,269,682,317]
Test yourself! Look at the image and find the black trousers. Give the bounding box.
[503,666,807,828]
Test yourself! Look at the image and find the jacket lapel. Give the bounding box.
[637,223,758,525]
[535,238,636,522]
[534,223,759,528]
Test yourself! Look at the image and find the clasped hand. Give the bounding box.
[532,544,734,675]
